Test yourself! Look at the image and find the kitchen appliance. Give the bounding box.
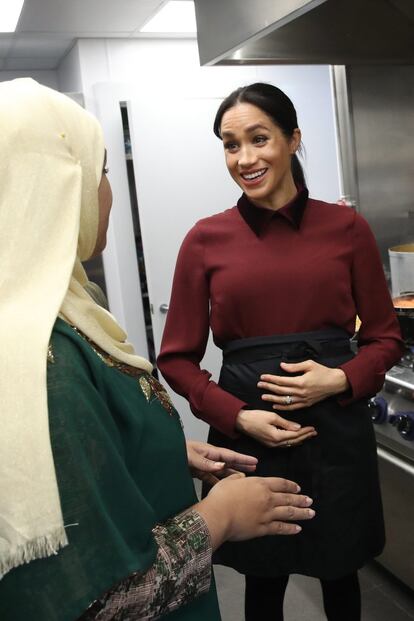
[389,244,414,298]
[370,350,414,590]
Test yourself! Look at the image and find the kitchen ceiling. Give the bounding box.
[0,0,194,71]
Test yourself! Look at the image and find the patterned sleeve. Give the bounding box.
[77,509,212,621]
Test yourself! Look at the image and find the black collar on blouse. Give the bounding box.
[237,186,309,236]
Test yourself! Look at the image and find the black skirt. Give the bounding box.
[207,329,385,579]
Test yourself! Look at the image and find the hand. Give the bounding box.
[235,409,317,448]
[196,475,315,549]
[186,440,258,486]
[258,360,349,411]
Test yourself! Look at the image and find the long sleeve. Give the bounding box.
[158,226,246,437]
[78,509,212,621]
[0,321,220,621]
[339,212,403,401]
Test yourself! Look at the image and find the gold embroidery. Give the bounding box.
[139,376,152,402]
[47,344,55,364]
[68,324,176,416]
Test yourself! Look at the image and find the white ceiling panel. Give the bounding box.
[17,0,165,34]
[0,0,196,70]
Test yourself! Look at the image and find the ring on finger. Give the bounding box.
[285,441,292,448]
[284,395,293,405]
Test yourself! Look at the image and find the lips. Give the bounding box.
[240,167,268,186]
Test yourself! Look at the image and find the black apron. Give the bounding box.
[206,329,385,579]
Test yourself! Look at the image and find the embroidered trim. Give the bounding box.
[68,325,175,416]
[77,509,212,621]
[47,344,55,364]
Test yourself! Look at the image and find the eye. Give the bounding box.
[224,141,239,153]
[253,135,268,145]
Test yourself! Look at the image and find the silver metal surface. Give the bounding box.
[330,66,359,207]
[159,303,169,314]
[377,446,414,477]
[377,446,414,590]
[345,66,414,268]
[374,374,414,588]
[386,366,414,391]
[389,245,414,297]
[194,0,325,66]
[195,0,414,66]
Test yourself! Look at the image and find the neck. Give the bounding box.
[251,177,298,212]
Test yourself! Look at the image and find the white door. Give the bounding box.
[127,95,240,440]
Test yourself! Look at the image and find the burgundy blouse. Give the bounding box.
[158,189,403,437]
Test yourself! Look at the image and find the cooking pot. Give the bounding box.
[389,244,414,297]
[393,293,414,342]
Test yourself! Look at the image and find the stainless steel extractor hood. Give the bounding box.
[194,0,414,65]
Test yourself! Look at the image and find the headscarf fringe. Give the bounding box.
[0,528,68,580]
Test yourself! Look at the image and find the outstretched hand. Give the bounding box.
[186,440,258,486]
[258,360,349,411]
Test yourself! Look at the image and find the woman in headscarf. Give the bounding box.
[0,78,315,621]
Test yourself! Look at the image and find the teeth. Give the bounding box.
[242,169,266,180]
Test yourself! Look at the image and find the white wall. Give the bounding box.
[56,37,341,440]
[57,43,83,93]
[74,38,340,200]
[0,69,58,89]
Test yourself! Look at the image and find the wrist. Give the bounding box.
[235,408,250,432]
[331,368,349,394]
[193,494,232,551]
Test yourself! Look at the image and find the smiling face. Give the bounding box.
[220,102,301,211]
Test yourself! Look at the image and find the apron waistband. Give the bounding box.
[222,328,352,364]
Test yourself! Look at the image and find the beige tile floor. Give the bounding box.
[214,562,414,620]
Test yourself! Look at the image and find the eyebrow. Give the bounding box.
[221,123,270,138]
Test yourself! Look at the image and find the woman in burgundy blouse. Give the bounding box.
[158,83,403,621]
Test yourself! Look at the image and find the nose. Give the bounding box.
[238,143,257,168]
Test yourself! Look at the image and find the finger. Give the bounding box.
[270,428,316,443]
[262,393,304,404]
[260,375,305,389]
[280,361,314,372]
[191,454,226,472]
[227,462,257,472]
[264,477,302,494]
[268,414,302,431]
[258,381,303,396]
[273,403,311,411]
[271,400,311,411]
[203,447,259,467]
[266,522,303,535]
[271,506,315,522]
[216,468,246,479]
[271,492,313,507]
[193,471,220,486]
[284,431,318,447]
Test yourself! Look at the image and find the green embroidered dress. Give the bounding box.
[0,319,221,621]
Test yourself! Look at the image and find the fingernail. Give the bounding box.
[295,525,302,532]
[305,497,313,506]
[308,509,315,517]
[296,485,301,493]
[292,424,301,430]
[214,462,225,467]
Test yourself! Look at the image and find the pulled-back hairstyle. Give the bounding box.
[213,82,306,188]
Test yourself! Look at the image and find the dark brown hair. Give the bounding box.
[214,82,305,187]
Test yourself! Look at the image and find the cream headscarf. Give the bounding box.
[0,78,152,579]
